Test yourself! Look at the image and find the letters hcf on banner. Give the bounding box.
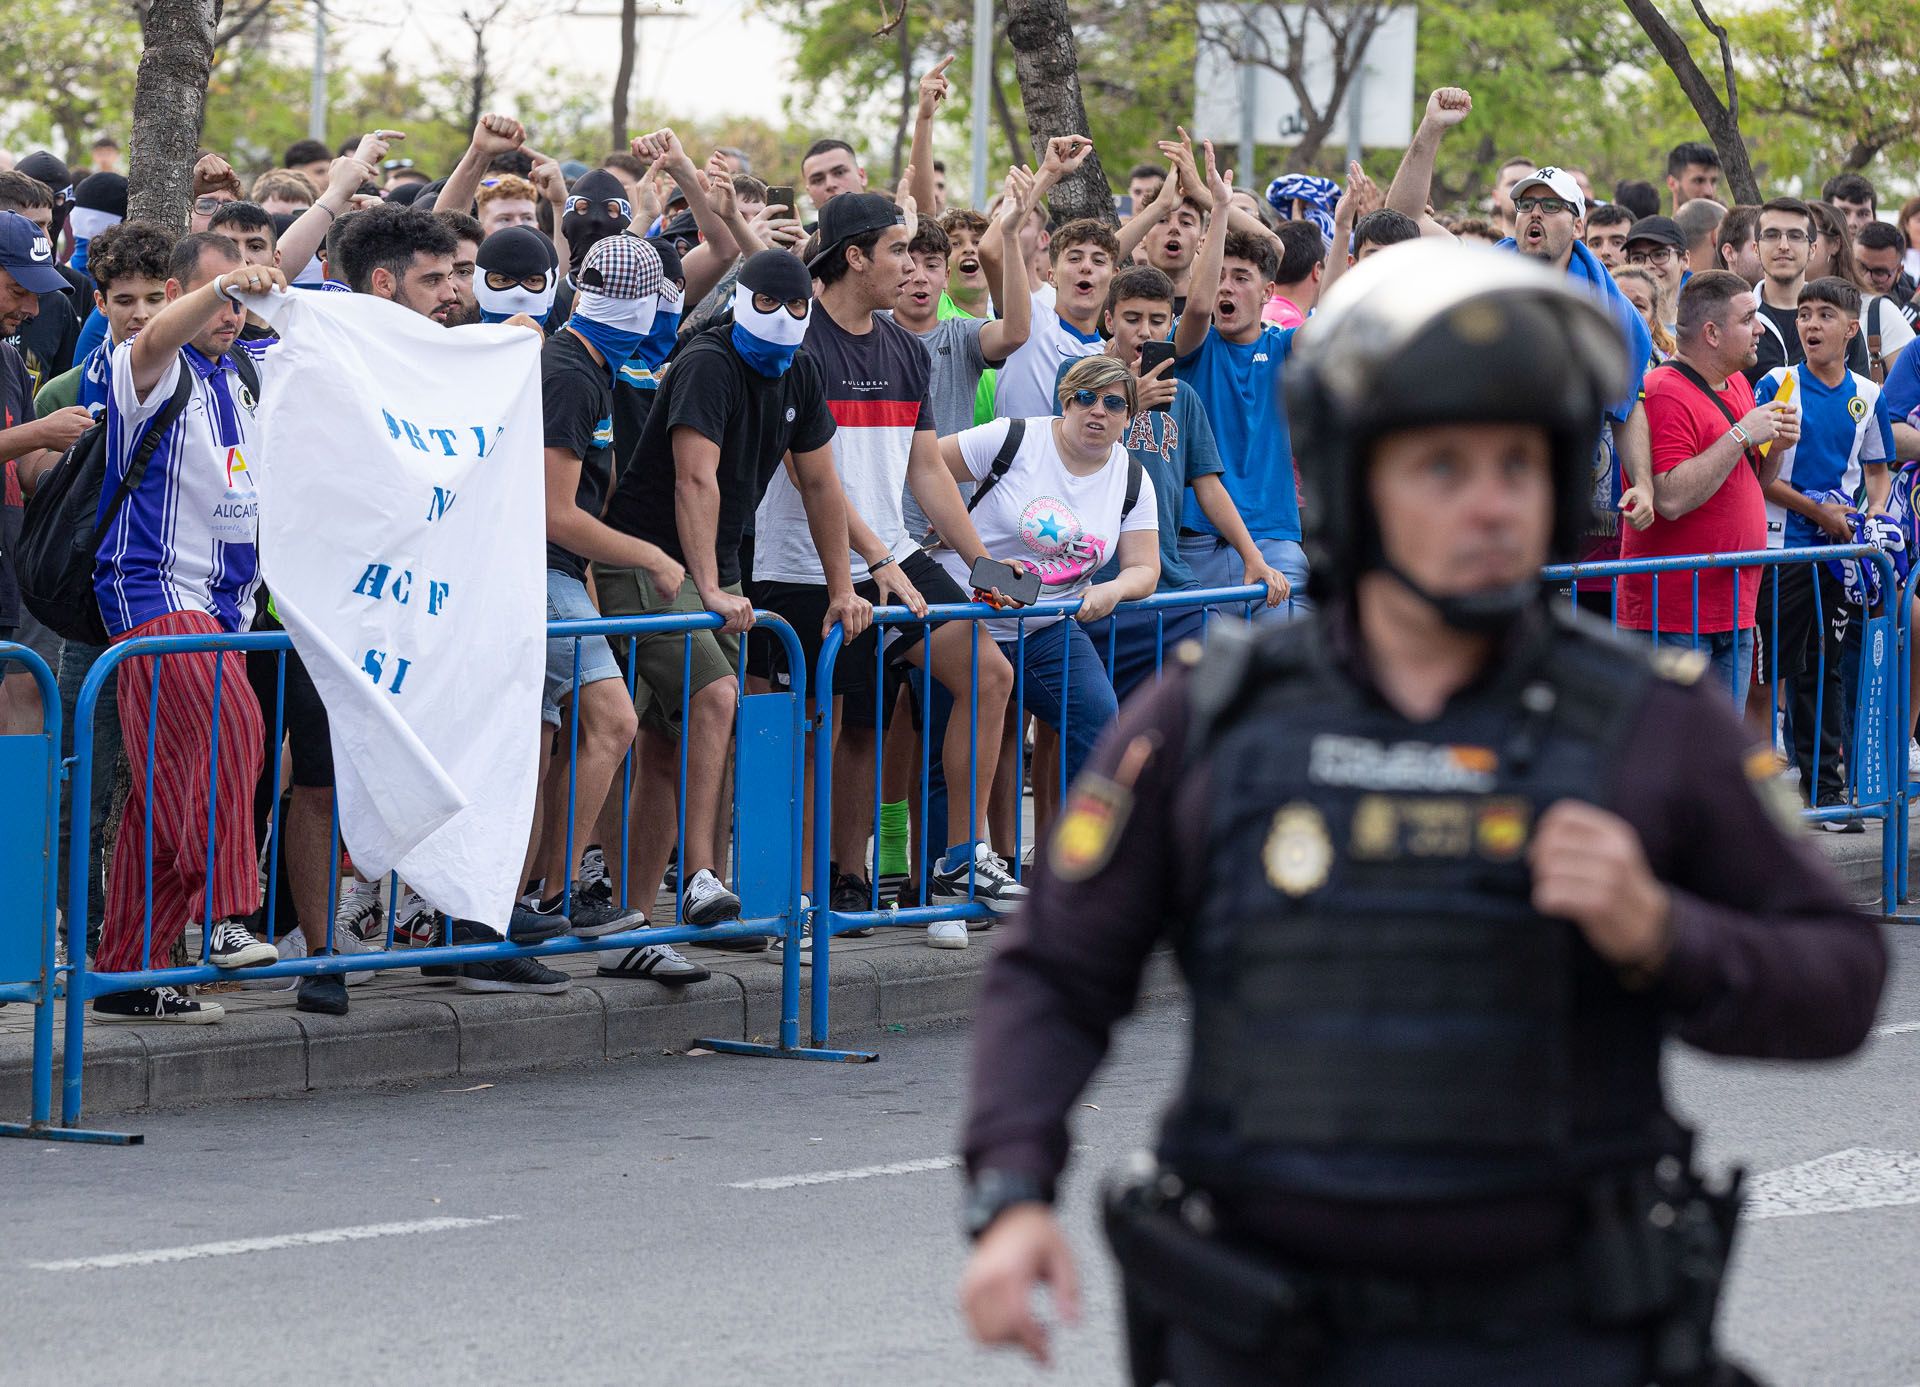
[247,289,545,931]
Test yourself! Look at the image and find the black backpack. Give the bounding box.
[18,367,194,645]
[19,351,261,645]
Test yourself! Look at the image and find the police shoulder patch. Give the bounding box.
[1647,646,1708,686]
[1048,775,1133,882]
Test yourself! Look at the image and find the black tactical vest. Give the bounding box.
[1159,611,1674,1204]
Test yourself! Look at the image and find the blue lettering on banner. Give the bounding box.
[427,487,456,522]
[353,562,451,616]
[361,649,415,695]
[379,409,504,460]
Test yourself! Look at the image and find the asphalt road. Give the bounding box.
[4,929,1919,1387]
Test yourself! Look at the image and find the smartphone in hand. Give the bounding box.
[970,556,1042,608]
[1137,339,1176,376]
[766,185,796,215]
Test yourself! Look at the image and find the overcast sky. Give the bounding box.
[324,0,795,126]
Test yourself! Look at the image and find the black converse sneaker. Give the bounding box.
[93,986,224,1024]
[205,918,279,969]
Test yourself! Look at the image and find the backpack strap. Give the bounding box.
[1121,456,1144,520]
[99,363,197,538]
[1868,297,1886,378]
[230,348,262,401]
[964,417,1027,513]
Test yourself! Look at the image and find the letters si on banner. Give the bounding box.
[248,290,545,930]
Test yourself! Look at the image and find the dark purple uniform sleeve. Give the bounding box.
[1612,677,1888,1058]
[962,673,1195,1186]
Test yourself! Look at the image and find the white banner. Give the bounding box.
[248,289,546,931]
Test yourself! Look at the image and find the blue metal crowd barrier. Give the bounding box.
[1546,545,1905,910]
[0,644,83,1141]
[9,545,1913,1133]
[20,609,820,1137]
[805,585,1267,1057]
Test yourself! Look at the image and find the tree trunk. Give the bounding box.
[128,0,221,230]
[1623,0,1760,204]
[1003,0,1113,225]
[612,0,637,150]
[467,21,488,132]
[990,71,1024,179]
[889,17,913,183]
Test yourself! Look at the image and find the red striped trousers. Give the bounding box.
[97,610,263,973]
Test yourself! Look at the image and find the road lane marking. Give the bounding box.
[29,1215,520,1271]
[1875,1021,1920,1036]
[1745,1149,1920,1221]
[729,1155,961,1191]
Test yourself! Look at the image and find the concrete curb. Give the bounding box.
[0,935,1187,1120]
[0,822,1894,1123]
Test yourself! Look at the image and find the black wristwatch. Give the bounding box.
[963,1169,1054,1241]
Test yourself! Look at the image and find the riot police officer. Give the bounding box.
[956,242,1887,1386]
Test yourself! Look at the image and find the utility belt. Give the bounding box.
[1100,1154,1755,1387]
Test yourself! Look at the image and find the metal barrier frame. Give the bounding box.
[12,542,1910,1129]
[37,609,826,1135]
[808,585,1267,1058]
[0,645,123,1142]
[1547,544,1905,910]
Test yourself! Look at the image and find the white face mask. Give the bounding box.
[475,279,558,320]
[575,286,658,337]
[68,207,121,242]
[731,281,809,346]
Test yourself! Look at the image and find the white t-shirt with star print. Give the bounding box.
[934,414,1158,639]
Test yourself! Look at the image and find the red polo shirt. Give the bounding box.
[1618,363,1765,633]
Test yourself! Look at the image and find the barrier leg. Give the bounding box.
[708,617,874,1063]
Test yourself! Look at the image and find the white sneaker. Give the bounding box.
[930,843,1030,919]
[1907,742,1920,780]
[334,877,384,943]
[926,920,968,949]
[682,868,742,926]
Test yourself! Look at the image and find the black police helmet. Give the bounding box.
[1285,241,1631,607]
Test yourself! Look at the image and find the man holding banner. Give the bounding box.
[240,219,574,1002]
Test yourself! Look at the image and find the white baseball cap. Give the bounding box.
[1509,167,1585,222]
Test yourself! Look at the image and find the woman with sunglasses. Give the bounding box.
[932,355,1161,800]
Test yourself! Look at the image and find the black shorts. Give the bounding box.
[246,610,334,789]
[1756,561,1849,687]
[746,550,967,723]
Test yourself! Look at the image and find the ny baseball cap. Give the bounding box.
[0,210,67,293]
[577,232,662,300]
[1510,167,1585,222]
[1624,216,1686,253]
[806,191,904,276]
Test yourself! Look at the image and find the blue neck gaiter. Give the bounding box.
[635,308,682,371]
[568,315,644,378]
[731,322,801,378]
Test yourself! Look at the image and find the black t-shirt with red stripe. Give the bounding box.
[747,306,935,585]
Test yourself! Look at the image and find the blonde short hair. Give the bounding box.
[477,174,537,209]
[1057,355,1137,415]
[250,170,315,206]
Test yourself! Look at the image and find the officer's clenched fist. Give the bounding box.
[1528,799,1672,974]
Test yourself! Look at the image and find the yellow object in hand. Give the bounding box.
[1757,369,1795,458]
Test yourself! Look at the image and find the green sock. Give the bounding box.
[877,800,911,876]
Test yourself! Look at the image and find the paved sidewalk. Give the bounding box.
[0,922,1184,1120]
[0,822,1904,1123]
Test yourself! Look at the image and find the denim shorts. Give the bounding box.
[542,569,623,726]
